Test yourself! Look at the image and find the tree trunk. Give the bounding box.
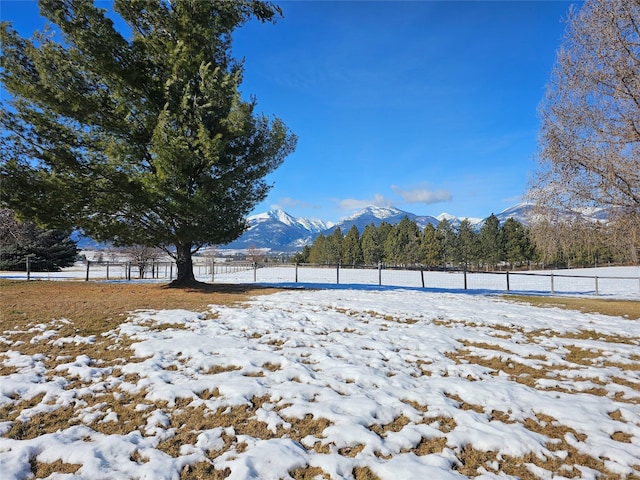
[171,242,197,286]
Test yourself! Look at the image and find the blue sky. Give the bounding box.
[1,0,578,222]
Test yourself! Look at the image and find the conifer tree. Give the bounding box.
[0,0,296,285]
[478,213,501,269]
[326,227,343,264]
[500,218,532,268]
[420,223,441,268]
[376,222,394,264]
[361,224,382,265]
[0,210,78,271]
[384,217,420,266]
[455,219,479,268]
[292,245,310,264]
[309,234,327,264]
[436,219,456,267]
[342,225,363,266]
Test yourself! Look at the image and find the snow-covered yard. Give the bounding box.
[1,279,639,479]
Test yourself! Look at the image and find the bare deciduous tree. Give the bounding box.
[123,245,163,279]
[246,244,265,263]
[528,0,640,262]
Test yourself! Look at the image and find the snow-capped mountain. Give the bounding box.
[222,209,332,252]
[328,206,439,233]
[494,202,535,226]
[222,205,538,252]
[435,212,483,229]
[435,203,535,230]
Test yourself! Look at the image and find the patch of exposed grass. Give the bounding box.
[30,458,80,478]
[181,462,230,480]
[506,295,640,319]
[353,466,381,479]
[289,466,331,479]
[369,414,411,436]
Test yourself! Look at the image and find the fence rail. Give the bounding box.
[3,259,638,298]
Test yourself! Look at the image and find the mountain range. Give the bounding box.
[222,203,535,253]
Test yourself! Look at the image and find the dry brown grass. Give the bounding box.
[0,280,279,328]
[30,459,80,478]
[506,295,640,319]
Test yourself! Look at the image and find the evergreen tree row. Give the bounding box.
[294,215,536,270]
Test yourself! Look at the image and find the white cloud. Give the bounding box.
[391,185,452,204]
[337,194,394,211]
[273,197,314,209]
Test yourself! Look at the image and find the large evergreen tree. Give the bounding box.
[0,0,296,285]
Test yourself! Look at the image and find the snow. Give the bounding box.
[436,212,483,224]
[247,209,331,233]
[342,206,404,221]
[1,270,639,478]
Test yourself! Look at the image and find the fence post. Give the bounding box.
[85,260,90,281]
[378,262,382,286]
[127,262,132,281]
[550,273,555,295]
[253,262,257,282]
[420,265,425,288]
[595,276,599,296]
[106,261,110,280]
[336,262,340,284]
[463,264,468,290]
[211,258,215,283]
[26,256,31,281]
[170,262,173,280]
[506,271,510,292]
[295,263,298,283]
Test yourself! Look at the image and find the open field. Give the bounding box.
[3,264,639,300]
[1,281,639,479]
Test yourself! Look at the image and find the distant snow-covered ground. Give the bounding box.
[2,265,638,300]
[1,285,639,478]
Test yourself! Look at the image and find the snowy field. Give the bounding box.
[0,277,639,478]
[2,265,639,300]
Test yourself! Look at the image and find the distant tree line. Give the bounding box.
[293,215,630,270]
